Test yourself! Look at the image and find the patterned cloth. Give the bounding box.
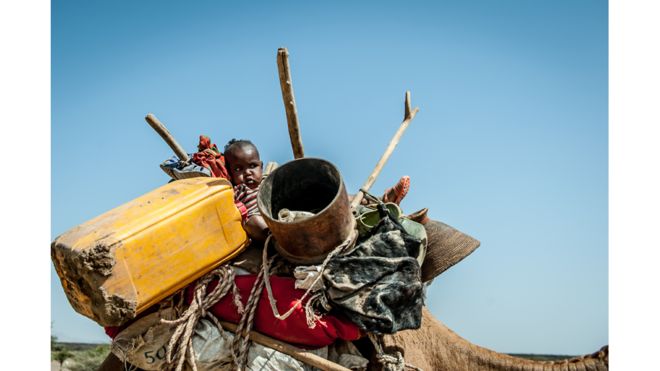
[233,183,260,221]
[322,204,425,334]
[160,155,212,180]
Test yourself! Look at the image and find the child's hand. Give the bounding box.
[244,215,269,242]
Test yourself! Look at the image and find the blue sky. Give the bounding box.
[51,0,607,355]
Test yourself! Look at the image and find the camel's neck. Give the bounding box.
[382,308,608,371]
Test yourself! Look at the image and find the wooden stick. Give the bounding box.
[350,91,419,209]
[277,48,305,159]
[145,113,190,163]
[264,161,279,177]
[219,321,350,371]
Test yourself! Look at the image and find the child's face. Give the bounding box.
[226,145,263,189]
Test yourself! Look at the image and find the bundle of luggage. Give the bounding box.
[52,135,433,371]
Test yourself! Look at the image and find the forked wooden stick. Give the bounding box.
[220,321,350,371]
[145,113,190,163]
[350,91,419,209]
[277,48,305,159]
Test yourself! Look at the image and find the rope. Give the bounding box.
[260,229,358,325]
[231,258,272,370]
[230,230,356,369]
[158,229,357,370]
[360,188,383,205]
[304,292,324,328]
[368,333,422,371]
[160,265,240,371]
[122,356,139,371]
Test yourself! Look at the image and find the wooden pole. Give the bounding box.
[264,161,279,177]
[145,113,190,163]
[277,48,305,159]
[350,91,419,209]
[220,321,350,371]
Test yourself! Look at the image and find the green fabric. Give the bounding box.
[356,203,402,236]
[354,203,427,266]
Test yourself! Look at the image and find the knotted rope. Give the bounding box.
[260,229,358,327]
[228,230,357,370]
[368,333,422,371]
[159,228,358,371]
[230,255,274,370]
[160,265,243,371]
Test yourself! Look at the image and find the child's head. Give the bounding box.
[224,139,263,189]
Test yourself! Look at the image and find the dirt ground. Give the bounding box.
[51,360,64,371]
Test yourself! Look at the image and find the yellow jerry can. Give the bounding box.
[51,177,248,327]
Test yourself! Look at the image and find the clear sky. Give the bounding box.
[51,0,607,355]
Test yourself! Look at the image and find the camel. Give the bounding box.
[378,307,608,370]
[99,311,608,371]
[99,218,608,370]
[366,219,608,371]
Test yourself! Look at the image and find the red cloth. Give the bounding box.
[104,326,121,339]
[186,275,362,348]
[105,275,362,348]
[191,135,230,179]
[234,200,248,222]
[189,135,248,222]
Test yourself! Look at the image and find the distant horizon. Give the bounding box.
[52,0,607,355]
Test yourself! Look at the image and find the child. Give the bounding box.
[224,138,412,238]
[224,139,269,242]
